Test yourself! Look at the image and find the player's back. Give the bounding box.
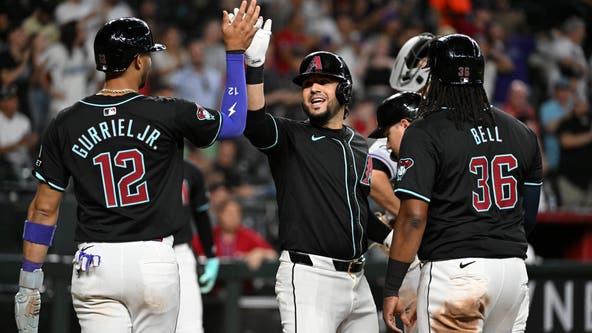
[404,107,541,260]
[35,93,221,242]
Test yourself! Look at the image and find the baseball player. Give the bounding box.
[367,33,433,332]
[174,159,217,333]
[14,2,260,332]
[368,32,434,221]
[368,92,421,332]
[238,11,392,328]
[383,34,543,333]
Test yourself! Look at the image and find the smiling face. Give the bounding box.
[301,74,343,127]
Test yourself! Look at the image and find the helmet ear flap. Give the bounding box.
[336,80,352,105]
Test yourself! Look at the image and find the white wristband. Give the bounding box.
[19,269,44,289]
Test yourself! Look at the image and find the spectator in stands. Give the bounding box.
[0,84,37,181]
[170,38,223,109]
[151,25,187,85]
[22,1,59,45]
[28,31,52,135]
[193,198,277,270]
[556,98,592,210]
[210,140,258,197]
[548,16,588,100]
[273,11,316,76]
[357,34,395,102]
[539,78,574,206]
[202,19,226,74]
[43,20,95,119]
[0,23,32,118]
[501,80,539,135]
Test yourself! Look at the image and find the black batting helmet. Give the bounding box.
[369,92,420,138]
[94,17,165,73]
[293,51,353,105]
[428,34,483,86]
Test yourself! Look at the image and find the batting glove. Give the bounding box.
[199,257,220,294]
[15,269,43,332]
[73,249,101,272]
[228,8,272,67]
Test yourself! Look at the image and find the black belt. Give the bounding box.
[288,251,365,273]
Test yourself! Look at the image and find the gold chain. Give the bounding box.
[97,88,137,95]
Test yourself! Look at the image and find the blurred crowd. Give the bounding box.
[1,0,592,249]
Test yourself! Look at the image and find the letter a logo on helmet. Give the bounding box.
[307,56,323,73]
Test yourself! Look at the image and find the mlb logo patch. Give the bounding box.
[396,158,414,182]
[103,107,117,116]
[196,105,214,120]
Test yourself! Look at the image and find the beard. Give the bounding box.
[302,98,341,127]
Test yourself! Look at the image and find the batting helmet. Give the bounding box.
[389,33,434,92]
[293,51,353,105]
[94,17,165,73]
[428,34,483,86]
[369,92,421,138]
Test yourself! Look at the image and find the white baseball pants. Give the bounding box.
[275,251,379,333]
[416,257,529,333]
[173,243,204,333]
[71,235,180,333]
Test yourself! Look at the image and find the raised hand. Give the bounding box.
[222,0,261,52]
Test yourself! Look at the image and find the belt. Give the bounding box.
[288,251,365,273]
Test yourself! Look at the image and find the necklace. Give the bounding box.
[97,88,137,95]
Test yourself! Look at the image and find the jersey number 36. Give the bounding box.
[469,154,518,212]
[93,149,149,208]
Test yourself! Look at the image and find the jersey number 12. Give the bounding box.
[469,154,518,212]
[93,149,149,208]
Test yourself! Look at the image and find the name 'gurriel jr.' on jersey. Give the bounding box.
[72,117,161,158]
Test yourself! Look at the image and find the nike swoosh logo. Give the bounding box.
[459,260,476,269]
[81,245,94,252]
[311,135,325,141]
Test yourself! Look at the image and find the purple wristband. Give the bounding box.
[23,220,57,246]
[22,258,43,272]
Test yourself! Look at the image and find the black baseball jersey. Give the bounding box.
[173,160,210,245]
[394,107,543,261]
[33,93,222,242]
[244,109,373,260]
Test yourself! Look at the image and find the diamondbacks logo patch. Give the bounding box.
[360,155,372,185]
[307,55,323,73]
[196,105,214,120]
[396,158,414,182]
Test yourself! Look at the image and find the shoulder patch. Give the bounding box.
[196,104,214,121]
[396,158,414,182]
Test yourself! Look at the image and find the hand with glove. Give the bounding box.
[15,269,43,332]
[228,7,272,67]
[199,257,220,294]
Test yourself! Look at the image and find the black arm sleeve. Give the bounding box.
[367,212,392,243]
[193,210,216,258]
[523,185,541,237]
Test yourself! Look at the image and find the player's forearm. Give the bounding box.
[370,181,400,217]
[389,201,427,263]
[23,184,62,265]
[217,52,247,139]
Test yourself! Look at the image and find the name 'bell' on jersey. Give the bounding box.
[394,107,543,261]
[33,93,222,242]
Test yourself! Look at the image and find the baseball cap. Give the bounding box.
[0,84,18,99]
[554,78,570,90]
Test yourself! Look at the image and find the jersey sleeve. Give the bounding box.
[173,100,222,148]
[244,107,286,152]
[524,133,543,186]
[32,119,70,191]
[394,126,437,203]
[188,164,209,212]
[369,139,396,180]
